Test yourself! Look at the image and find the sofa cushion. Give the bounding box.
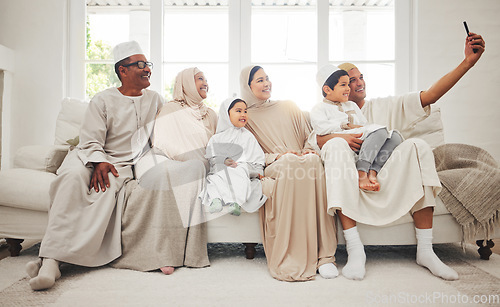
[54,98,88,145]
[0,168,55,212]
[14,145,69,173]
[403,106,445,149]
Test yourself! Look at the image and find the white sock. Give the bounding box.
[29,258,61,291]
[318,263,339,279]
[342,226,366,280]
[415,228,458,280]
[26,258,43,278]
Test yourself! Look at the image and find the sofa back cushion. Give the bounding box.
[403,106,445,149]
[54,98,88,145]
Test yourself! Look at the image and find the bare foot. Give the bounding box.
[368,170,380,191]
[160,266,175,275]
[358,171,378,191]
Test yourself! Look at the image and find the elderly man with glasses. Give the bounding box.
[25,41,164,291]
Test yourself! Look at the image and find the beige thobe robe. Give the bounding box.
[39,88,163,267]
[318,92,442,225]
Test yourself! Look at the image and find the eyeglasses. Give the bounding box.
[122,61,153,69]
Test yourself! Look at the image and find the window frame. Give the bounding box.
[72,0,411,102]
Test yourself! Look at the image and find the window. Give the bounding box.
[163,4,229,108]
[251,3,317,110]
[84,0,399,110]
[329,5,395,100]
[85,8,150,99]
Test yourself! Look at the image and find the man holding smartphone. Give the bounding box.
[315,31,485,281]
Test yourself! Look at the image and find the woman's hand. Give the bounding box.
[224,158,238,168]
[276,150,299,161]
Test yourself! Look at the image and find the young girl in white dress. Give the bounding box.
[311,65,403,191]
[200,98,267,216]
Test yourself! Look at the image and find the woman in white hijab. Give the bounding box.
[240,66,338,282]
[111,67,216,275]
[200,98,267,216]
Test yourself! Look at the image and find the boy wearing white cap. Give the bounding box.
[312,64,459,282]
[311,65,402,191]
[26,41,164,290]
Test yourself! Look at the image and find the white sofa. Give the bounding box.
[0,98,497,259]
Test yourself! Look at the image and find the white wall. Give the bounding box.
[415,0,500,162]
[0,0,66,168]
[0,44,15,168]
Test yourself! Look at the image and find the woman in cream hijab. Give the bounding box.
[240,66,338,281]
[111,67,216,275]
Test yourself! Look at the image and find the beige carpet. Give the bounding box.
[1,243,499,306]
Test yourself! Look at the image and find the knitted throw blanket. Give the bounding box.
[433,143,500,243]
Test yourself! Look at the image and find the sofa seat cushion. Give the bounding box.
[0,168,55,212]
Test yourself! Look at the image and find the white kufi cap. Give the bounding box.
[316,64,341,88]
[112,40,144,64]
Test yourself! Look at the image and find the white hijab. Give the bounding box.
[206,98,265,165]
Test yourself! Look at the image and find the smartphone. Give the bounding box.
[463,21,478,53]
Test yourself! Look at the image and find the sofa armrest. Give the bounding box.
[13,145,70,173]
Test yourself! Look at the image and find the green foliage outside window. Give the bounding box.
[86,19,120,99]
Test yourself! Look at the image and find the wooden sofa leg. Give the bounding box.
[476,239,495,260]
[6,238,24,257]
[244,243,257,259]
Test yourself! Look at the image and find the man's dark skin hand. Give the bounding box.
[90,162,119,192]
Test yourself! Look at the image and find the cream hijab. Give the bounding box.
[173,67,209,120]
[239,66,278,109]
[239,65,313,155]
[153,67,215,162]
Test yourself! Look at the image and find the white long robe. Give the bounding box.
[200,98,267,213]
[319,92,442,226]
[39,88,163,267]
[310,99,385,141]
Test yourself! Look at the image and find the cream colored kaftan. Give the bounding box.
[240,66,337,282]
[111,68,216,271]
[318,92,442,226]
[39,88,163,267]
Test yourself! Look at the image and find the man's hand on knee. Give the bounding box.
[90,162,119,192]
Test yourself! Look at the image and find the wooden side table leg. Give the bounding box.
[6,238,24,257]
[244,243,257,259]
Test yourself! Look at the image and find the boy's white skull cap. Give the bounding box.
[316,64,340,87]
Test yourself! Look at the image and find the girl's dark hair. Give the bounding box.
[228,98,246,114]
[248,66,263,86]
[322,69,349,97]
